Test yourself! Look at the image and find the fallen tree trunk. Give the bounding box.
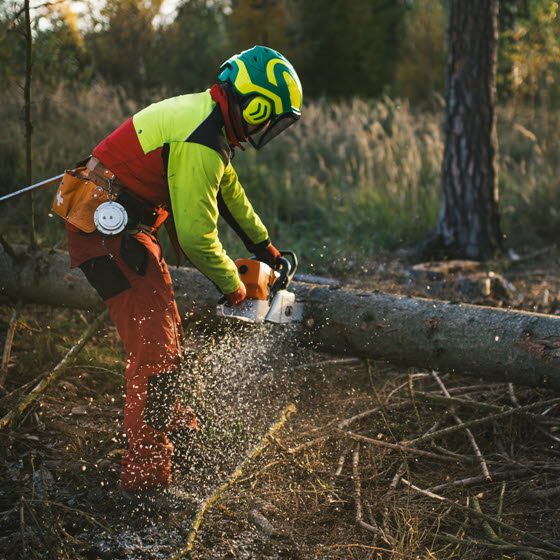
[1,245,560,389]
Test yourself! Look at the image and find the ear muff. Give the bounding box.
[242,96,272,125]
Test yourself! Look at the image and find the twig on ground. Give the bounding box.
[255,357,362,383]
[401,397,560,447]
[384,373,431,402]
[430,444,474,462]
[407,371,422,427]
[352,444,380,537]
[386,418,443,497]
[497,481,506,533]
[414,391,501,414]
[428,531,558,558]
[508,383,521,407]
[337,400,409,429]
[0,310,108,430]
[334,445,352,477]
[27,499,112,532]
[446,383,508,394]
[0,302,21,390]
[431,371,491,480]
[399,479,560,554]
[425,468,534,493]
[472,496,501,542]
[19,498,27,559]
[337,428,465,462]
[171,403,296,560]
[509,245,556,264]
[400,477,445,501]
[534,425,560,444]
[389,462,407,490]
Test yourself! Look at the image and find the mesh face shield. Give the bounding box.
[247,113,300,150]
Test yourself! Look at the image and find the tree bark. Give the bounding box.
[2,245,560,389]
[420,0,502,261]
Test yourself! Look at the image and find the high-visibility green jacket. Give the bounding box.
[92,90,270,294]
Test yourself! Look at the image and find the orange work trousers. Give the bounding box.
[67,228,197,491]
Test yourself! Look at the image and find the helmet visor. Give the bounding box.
[248,113,299,150]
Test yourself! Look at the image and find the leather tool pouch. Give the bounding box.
[51,168,120,233]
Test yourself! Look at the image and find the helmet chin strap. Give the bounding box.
[210,84,247,150]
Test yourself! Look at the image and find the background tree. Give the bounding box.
[294,0,406,98]
[393,0,446,105]
[418,0,501,261]
[87,0,164,99]
[501,0,560,110]
[156,0,230,95]
[228,0,295,55]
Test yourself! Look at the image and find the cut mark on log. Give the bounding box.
[514,336,560,362]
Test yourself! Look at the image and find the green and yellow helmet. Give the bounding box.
[217,45,303,149]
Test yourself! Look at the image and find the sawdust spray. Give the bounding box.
[171,320,309,497]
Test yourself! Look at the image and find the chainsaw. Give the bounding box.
[216,251,303,324]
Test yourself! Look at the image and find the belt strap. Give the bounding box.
[85,156,168,233]
[86,156,125,191]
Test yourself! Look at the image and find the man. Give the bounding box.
[57,46,302,503]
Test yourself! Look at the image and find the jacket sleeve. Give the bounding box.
[167,141,240,295]
[217,163,271,252]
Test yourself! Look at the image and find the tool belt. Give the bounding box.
[52,157,166,234]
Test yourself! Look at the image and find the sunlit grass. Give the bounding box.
[1,84,559,272]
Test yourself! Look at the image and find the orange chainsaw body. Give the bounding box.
[234,258,279,301]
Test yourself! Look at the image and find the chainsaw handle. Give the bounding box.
[274,251,298,291]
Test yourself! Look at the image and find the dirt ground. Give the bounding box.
[1,247,560,560]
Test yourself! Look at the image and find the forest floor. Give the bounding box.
[1,245,560,560]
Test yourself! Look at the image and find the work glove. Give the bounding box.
[226,282,246,306]
[254,243,281,269]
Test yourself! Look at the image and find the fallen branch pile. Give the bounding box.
[209,362,560,559]
[1,303,559,559]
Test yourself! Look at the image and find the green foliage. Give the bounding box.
[0,2,91,91]
[155,0,231,95]
[228,0,295,55]
[86,0,164,98]
[294,0,407,98]
[4,0,560,272]
[393,0,446,105]
[499,0,560,108]
[3,0,560,107]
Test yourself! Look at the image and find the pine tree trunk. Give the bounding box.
[2,245,560,389]
[424,0,502,260]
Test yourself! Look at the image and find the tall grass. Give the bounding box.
[0,83,558,272]
[232,97,443,265]
[497,107,560,245]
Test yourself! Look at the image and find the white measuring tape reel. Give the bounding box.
[94,201,128,235]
